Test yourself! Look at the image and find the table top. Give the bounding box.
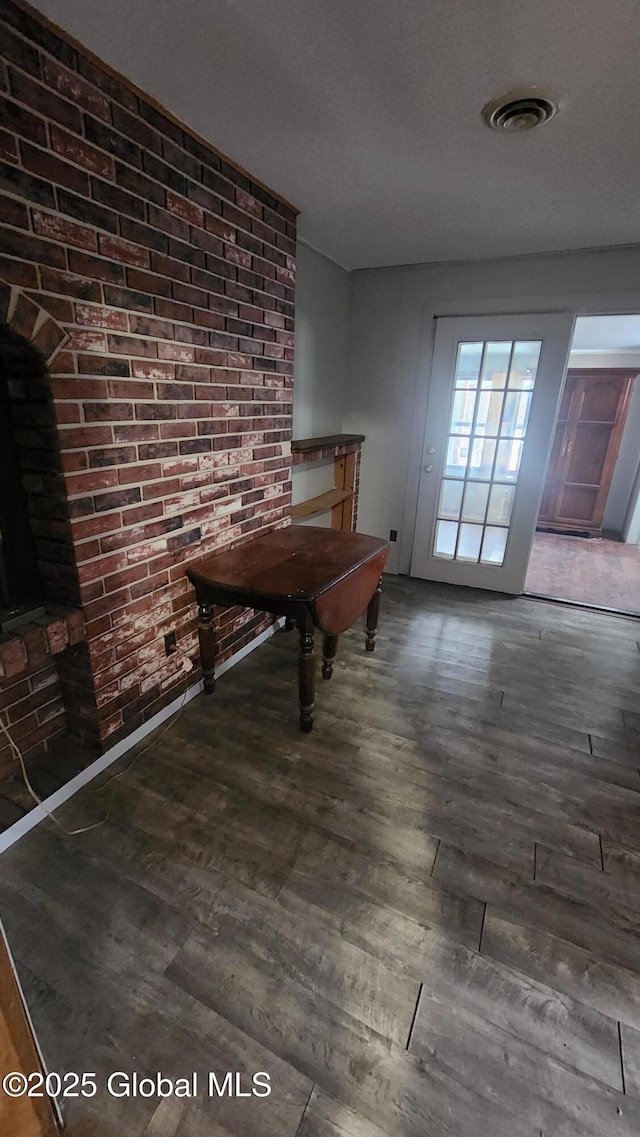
[188,525,390,602]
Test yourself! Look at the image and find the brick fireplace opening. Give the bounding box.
[0,293,89,782]
[0,326,52,624]
[0,0,296,813]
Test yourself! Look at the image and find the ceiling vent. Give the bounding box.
[482,93,558,133]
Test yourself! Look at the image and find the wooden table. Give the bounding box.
[187,526,390,732]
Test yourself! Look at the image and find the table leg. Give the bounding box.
[322,634,339,680]
[284,617,295,631]
[297,622,315,732]
[198,601,216,694]
[365,577,383,652]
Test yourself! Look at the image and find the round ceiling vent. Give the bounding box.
[482,93,558,132]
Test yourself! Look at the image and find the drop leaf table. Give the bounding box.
[187,525,390,732]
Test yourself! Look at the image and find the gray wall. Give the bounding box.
[566,351,640,536]
[601,375,640,536]
[292,242,350,522]
[344,245,640,571]
[623,464,640,542]
[293,242,349,440]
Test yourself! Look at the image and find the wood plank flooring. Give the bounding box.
[0,576,639,1136]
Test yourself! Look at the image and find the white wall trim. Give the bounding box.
[0,618,284,855]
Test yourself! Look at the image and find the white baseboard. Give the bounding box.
[0,618,284,855]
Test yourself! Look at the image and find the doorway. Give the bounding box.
[524,315,640,616]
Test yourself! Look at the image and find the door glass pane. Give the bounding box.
[438,479,464,520]
[467,438,496,479]
[480,526,508,564]
[508,341,541,389]
[494,438,523,481]
[487,483,515,526]
[461,481,489,522]
[475,391,505,437]
[451,389,477,435]
[455,342,484,388]
[434,520,458,558]
[501,390,532,438]
[432,338,540,568]
[458,523,483,561]
[480,342,512,389]
[444,435,469,477]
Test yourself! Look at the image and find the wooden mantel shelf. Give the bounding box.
[291,433,365,532]
[292,434,366,465]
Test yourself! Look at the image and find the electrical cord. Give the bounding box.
[0,652,194,837]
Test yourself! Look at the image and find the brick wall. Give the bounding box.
[0,0,296,757]
[0,660,66,776]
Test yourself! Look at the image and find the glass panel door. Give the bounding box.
[432,340,541,566]
[410,313,575,594]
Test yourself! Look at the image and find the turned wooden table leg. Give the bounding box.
[365,577,383,652]
[297,621,315,732]
[322,634,339,679]
[197,601,216,694]
[284,617,295,631]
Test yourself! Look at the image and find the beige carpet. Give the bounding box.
[525,531,640,614]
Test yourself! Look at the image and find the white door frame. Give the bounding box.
[399,290,640,578]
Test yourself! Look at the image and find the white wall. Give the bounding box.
[345,245,640,572]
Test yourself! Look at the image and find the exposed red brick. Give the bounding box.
[74,303,129,330]
[59,424,113,450]
[108,378,153,399]
[0,128,18,163]
[50,123,114,179]
[33,209,98,252]
[128,314,174,339]
[98,234,150,268]
[9,69,82,133]
[46,618,69,654]
[68,249,125,284]
[66,329,108,353]
[163,189,202,227]
[21,141,90,196]
[43,57,110,120]
[0,0,295,759]
[33,317,67,359]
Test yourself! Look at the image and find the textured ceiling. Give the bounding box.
[29,0,640,269]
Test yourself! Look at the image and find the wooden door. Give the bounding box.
[537,369,635,536]
[0,919,61,1136]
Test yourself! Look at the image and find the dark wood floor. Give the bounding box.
[0,576,639,1137]
[526,531,640,614]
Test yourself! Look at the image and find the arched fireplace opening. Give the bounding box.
[0,319,97,787]
[0,323,81,633]
[0,326,47,632]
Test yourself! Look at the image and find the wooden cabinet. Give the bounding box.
[538,369,635,537]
